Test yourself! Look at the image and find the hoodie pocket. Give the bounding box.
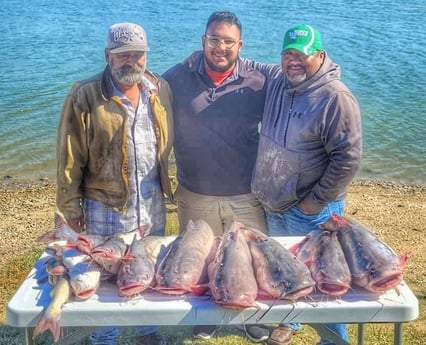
[252,137,300,212]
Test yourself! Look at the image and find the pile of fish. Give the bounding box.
[319,214,408,293]
[292,230,352,296]
[32,214,407,342]
[208,222,316,308]
[33,222,172,342]
[290,214,408,296]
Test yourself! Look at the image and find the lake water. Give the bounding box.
[1,0,425,185]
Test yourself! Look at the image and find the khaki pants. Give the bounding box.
[175,185,267,236]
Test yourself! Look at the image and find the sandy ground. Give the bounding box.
[1,178,425,287]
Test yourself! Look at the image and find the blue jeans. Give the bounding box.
[266,200,349,345]
[89,326,158,344]
[266,200,345,236]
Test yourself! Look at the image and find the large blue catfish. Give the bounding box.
[293,230,351,296]
[155,219,216,295]
[91,236,129,274]
[244,227,315,301]
[208,222,258,308]
[117,235,170,297]
[321,214,408,293]
[69,261,102,300]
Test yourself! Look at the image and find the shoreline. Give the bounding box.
[1,177,425,258]
[1,175,425,191]
[1,177,425,248]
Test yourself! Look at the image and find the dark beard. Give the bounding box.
[204,57,235,72]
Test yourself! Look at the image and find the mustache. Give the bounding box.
[288,62,303,68]
[121,65,145,73]
[112,64,145,86]
[119,64,145,75]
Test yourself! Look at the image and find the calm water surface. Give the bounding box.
[1,0,425,184]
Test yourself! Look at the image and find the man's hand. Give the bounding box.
[66,215,85,233]
[298,200,317,215]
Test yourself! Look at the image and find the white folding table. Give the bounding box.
[6,237,419,345]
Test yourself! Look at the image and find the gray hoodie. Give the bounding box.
[251,53,362,214]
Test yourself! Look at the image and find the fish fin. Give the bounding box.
[320,214,348,231]
[304,258,313,267]
[37,230,57,243]
[330,214,349,226]
[287,243,299,254]
[33,316,48,339]
[399,253,409,266]
[33,315,61,342]
[242,228,256,240]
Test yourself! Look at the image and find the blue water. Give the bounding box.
[1,0,425,184]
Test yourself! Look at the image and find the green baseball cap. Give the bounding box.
[282,24,323,55]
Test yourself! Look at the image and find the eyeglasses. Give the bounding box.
[204,34,238,49]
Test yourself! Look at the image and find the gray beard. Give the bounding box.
[287,73,307,86]
[111,65,145,86]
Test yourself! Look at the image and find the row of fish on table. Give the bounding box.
[32,214,407,342]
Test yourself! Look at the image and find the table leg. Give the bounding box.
[394,323,403,345]
[357,324,364,345]
[24,327,34,345]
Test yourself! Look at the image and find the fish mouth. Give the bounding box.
[368,273,403,292]
[213,293,257,309]
[74,288,97,300]
[155,287,189,295]
[215,301,256,309]
[282,285,315,301]
[91,250,115,257]
[317,282,350,296]
[119,284,149,297]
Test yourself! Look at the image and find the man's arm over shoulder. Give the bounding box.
[240,57,282,79]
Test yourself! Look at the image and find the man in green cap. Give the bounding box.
[250,24,362,345]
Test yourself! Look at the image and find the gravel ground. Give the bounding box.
[0,179,56,264]
[1,177,425,272]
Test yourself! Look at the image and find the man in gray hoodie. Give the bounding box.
[251,24,362,345]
